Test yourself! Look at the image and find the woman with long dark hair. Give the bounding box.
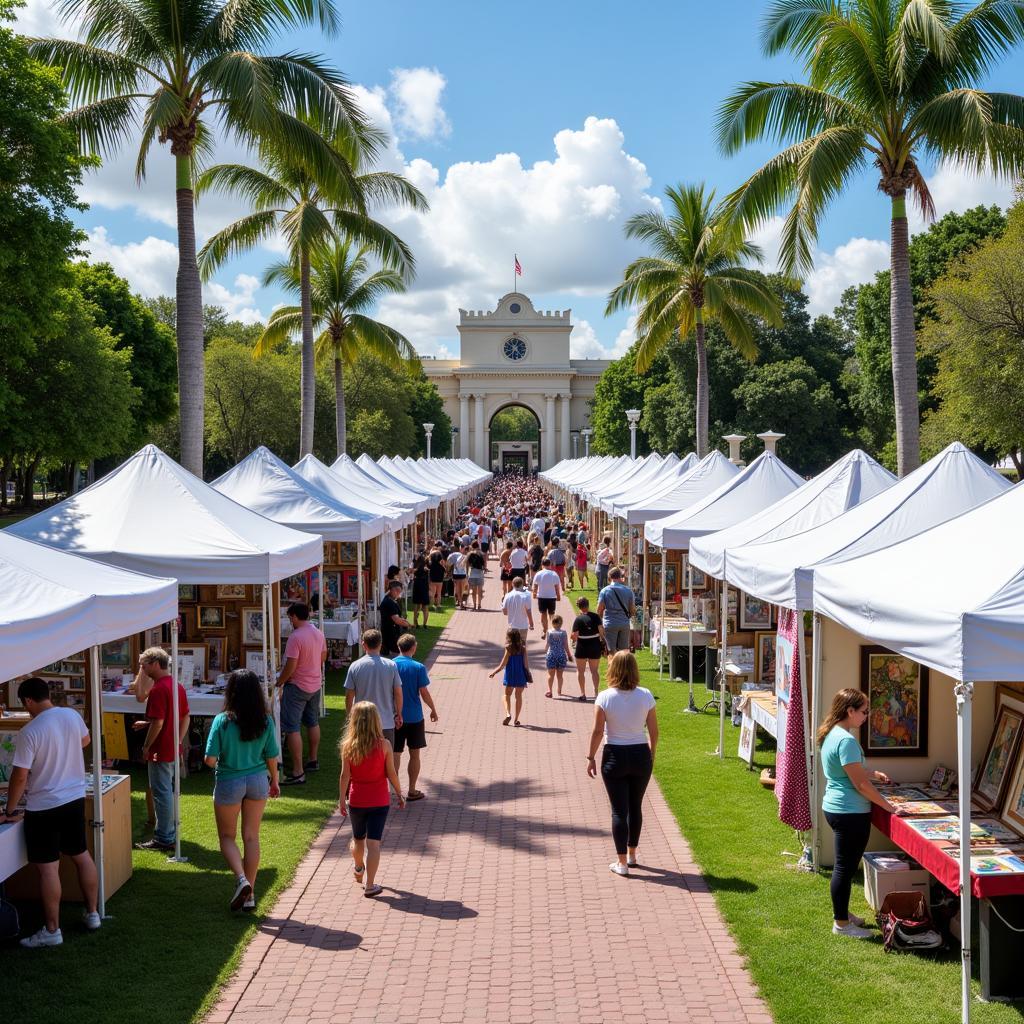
[428,546,446,609]
[818,688,897,938]
[411,554,431,628]
[204,670,280,911]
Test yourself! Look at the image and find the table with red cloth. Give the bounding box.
[871,805,1024,899]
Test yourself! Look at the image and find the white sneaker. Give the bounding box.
[626,854,638,867]
[847,912,867,928]
[609,862,629,877]
[832,922,872,939]
[82,911,102,931]
[230,877,252,911]
[20,927,63,948]
[242,893,255,912]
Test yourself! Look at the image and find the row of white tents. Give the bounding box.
[541,442,1021,1024]
[1,445,490,912]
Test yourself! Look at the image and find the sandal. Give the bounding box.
[514,720,522,727]
[502,715,511,726]
[349,840,365,880]
[280,773,306,786]
[364,884,383,898]
[545,691,553,698]
[406,790,425,801]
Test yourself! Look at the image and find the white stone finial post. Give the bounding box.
[757,430,785,455]
[723,433,747,466]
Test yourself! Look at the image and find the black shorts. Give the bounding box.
[537,597,557,614]
[500,569,512,581]
[349,804,389,841]
[481,542,490,553]
[24,797,88,864]
[394,719,427,752]
[510,567,527,580]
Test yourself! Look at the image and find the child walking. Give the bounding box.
[544,615,573,698]
[489,628,530,727]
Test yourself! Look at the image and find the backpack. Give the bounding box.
[877,890,942,953]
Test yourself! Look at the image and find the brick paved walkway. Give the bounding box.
[207,569,771,1024]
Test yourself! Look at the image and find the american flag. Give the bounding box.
[514,255,522,276]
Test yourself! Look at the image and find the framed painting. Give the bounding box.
[338,542,358,564]
[101,638,130,667]
[681,553,707,590]
[178,584,197,602]
[144,626,163,649]
[648,560,680,601]
[739,592,772,631]
[198,605,225,630]
[1000,750,1024,837]
[775,632,794,705]
[178,644,208,683]
[176,609,193,642]
[216,584,247,600]
[244,649,266,682]
[975,706,1024,812]
[280,573,310,603]
[323,570,342,610]
[341,569,370,601]
[207,636,226,676]
[859,646,929,757]
[754,631,777,686]
[241,607,265,645]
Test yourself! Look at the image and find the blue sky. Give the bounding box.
[16,0,1019,357]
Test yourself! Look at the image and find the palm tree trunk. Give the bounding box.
[694,311,709,458]
[175,154,205,476]
[334,351,347,458]
[889,191,920,477]
[299,250,316,456]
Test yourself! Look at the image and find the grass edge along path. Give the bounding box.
[6,603,454,1024]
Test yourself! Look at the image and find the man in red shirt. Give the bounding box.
[133,647,190,851]
[276,602,327,785]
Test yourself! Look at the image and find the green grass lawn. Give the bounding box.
[564,577,1018,1024]
[6,603,453,1024]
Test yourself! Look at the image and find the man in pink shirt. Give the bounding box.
[276,602,327,785]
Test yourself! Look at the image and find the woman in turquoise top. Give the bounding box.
[817,688,898,939]
[205,670,280,912]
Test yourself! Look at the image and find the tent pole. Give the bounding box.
[641,536,648,648]
[811,613,824,872]
[169,627,185,862]
[659,547,666,679]
[357,541,365,628]
[318,559,325,718]
[684,557,698,712]
[956,681,974,1024]
[719,585,728,758]
[88,645,106,917]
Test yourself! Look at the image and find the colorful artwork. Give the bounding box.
[342,569,370,601]
[338,542,357,564]
[930,765,956,792]
[739,592,772,631]
[649,561,679,601]
[738,714,755,764]
[101,638,130,667]
[859,647,929,757]
[876,786,930,803]
[905,817,968,843]
[774,632,794,705]
[975,706,1024,811]
[323,571,342,609]
[681,553,706,590]
[216,584,248,599]
[280,573,310,603]
[242,607,264,645]
[896,800,958,817]
[754,631,777,686]
[971,855,1024,874]
[976,817,1022,845]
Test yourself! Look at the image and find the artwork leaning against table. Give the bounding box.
[859,647,929,757]
[974,705,1024,812]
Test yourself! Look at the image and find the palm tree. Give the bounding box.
[717,0,1024,476]
[196,128,425,455]
[258,240,416,458]
[606,183,783,457]
[30,0,368,475]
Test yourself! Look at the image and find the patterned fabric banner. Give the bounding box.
[776,607,812,831]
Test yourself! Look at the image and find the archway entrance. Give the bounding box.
[489,405,540,474]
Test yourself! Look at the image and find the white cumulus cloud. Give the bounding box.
[570,320,606,359]
[388,67,452,141]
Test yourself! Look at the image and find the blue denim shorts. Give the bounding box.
[213,771,270,806]
[281,682,319,733]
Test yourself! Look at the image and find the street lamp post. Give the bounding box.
[423,422,434,459]
[450,425,459,458]
[581,427,592,456]
[625,408,641,459]
[572,430,580,459]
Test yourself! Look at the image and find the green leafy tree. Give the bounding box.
[197,135,424,457]
[590,343,675,455]
[606,183,782,456]
[0,2,85,428]
[32,0,369,475]
[341,351,421,457]
[718,0,1024,475]
[921,193,1024,474]
[407,370,452,458]
[70,262,177,443]
[254,240,416,459]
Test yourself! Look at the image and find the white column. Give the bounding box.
[560,394,571,463]
[544,393,556,470]
[459,393,469,458]
[474,393,485,467]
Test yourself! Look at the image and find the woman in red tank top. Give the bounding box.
[339,701,404,897]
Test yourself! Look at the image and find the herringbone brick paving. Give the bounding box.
[206,567,771,1024]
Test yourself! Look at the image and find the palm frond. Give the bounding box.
[194,162,294,208]
[346,267,407,310]
[255,305,303,356]
[331,211,415,278]
[346,313,417,367]
[25,38,151,104]
[61,94,141,158]
[135,86,188,180]
[356,171,429,213]
[709,295,759,361]
[197,209,280,277]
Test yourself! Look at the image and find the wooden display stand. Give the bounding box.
[6,775,133,902]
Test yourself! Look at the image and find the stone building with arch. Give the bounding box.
[421,292,610,471]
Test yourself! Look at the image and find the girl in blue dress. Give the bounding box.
[489,628,530,727]
[544,615,573,698]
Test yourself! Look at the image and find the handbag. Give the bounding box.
[877,891,942,953]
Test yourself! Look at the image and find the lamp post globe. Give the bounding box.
[423,422,434,460]
[625,408,641,459]
[581,427,592,457]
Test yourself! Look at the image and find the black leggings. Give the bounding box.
[601,744,653,854]
[824,810,872,921]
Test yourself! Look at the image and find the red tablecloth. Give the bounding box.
[871,806,1024,899]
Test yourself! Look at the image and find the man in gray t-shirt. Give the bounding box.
[597,567,636,654]
[344,629,403,743]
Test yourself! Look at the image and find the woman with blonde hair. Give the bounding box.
[586,651,657,876]
[818,688,897,938]
[339,701,405,897]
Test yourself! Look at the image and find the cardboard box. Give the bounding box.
[863,851,931,911]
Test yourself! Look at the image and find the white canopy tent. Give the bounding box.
[812,478,1024,1024]
[596,453,692,516]
[380,456,459,501]
[613,452,733,526]
[0,534,178,918]
[293,454,415,530]
[333,454,433,514]
[578,453,664,505]
[9,444,324,863]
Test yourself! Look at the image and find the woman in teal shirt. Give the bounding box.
[205,670,280,912]
[817,688,898,939]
